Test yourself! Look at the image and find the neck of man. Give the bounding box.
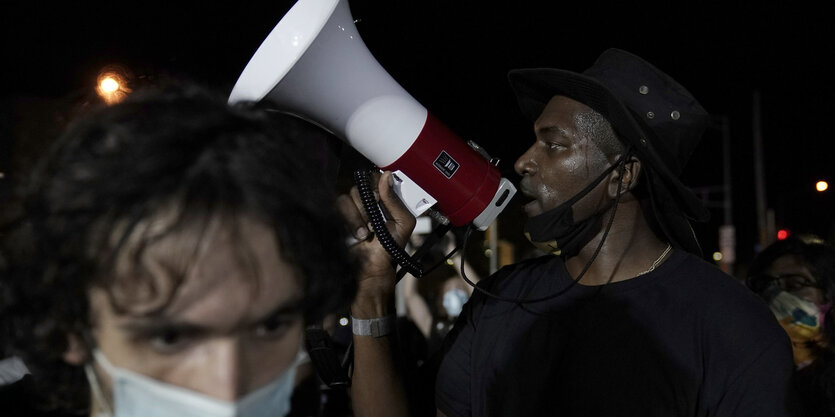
[565,197,669,286]
[85,364,112,417]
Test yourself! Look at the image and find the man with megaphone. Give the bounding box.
[343,49,799,416]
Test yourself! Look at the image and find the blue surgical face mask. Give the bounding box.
[85,349,301,417]
[443,288,469,318]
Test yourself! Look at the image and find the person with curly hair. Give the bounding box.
[0,86,356,416]
[748,235,835,416]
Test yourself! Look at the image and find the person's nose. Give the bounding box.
[198,338,244,401]
[514,145,538,176]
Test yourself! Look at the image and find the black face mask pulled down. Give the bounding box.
[523,156,625,258]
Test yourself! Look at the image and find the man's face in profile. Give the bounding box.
[514,95,612,220]
[68,214,304,405]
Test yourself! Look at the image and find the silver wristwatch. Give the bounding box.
[351,315,395,338]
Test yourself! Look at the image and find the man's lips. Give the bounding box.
[518,181,541,217]
[518,179,537,199]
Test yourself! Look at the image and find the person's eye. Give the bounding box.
[780,280,802,291]
[254,315,296,339]
[149,329,190,353]
[779,275,817,291]
[800,278,819,288]
[546,142,564,151]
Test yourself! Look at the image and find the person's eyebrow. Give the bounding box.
[773,271,814,280]
[117,295,305,337]
[249,295,305,326]
[536,125,571,138]
[118,320,206,339]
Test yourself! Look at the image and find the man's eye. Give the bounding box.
[254,316,294,338]
[150,330,187,352]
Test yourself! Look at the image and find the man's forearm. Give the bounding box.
[350,287,410,417]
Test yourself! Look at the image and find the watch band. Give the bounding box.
[351,315,395,338]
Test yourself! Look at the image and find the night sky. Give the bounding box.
[2,1,833,275]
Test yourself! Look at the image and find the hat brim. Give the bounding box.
[508,68,710,253]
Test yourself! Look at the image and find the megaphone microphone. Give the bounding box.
[229,0,516,231]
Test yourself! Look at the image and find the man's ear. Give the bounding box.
[607,156,642,198]
[63,333,88,365]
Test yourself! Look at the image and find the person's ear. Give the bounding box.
[607,156,642,198]
[63,333,88,365]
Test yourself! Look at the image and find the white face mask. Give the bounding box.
[765,287,825,330]
[442,288,469,318]
[85,349,299,417]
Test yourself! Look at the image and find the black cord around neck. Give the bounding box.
[457,155,630,305]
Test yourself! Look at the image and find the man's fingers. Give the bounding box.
[377,171,417,246]
[336,193,370,241]
[337,170,416,246]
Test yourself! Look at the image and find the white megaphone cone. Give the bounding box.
[229,0,515,230]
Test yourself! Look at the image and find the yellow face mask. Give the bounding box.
[777,316,824,367]
[766,287,830,368]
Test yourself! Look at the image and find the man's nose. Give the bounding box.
[198,338,244,401]
[514,145,537,176]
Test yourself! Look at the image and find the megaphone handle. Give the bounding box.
[353,169,423,278]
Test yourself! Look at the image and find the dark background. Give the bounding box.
[2,1,832,278]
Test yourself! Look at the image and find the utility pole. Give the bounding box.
[752,90,770,250]
[717,115,735,275]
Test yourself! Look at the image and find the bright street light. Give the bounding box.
[99,77,119,93]
[95,65,132,105]
[816,180,829,192]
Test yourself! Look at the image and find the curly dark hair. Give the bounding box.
[0,85,357,412]
[746,235,835,415]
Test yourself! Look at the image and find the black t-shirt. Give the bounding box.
[435,250,799,416]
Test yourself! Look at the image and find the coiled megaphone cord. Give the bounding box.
[353,169,423,278]
[395,220,456,283]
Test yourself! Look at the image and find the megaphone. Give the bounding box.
[229,0,515,230]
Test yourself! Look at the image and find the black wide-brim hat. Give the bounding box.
[508,48,711,255]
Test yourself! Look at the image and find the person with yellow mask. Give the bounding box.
[748,235,835,416]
